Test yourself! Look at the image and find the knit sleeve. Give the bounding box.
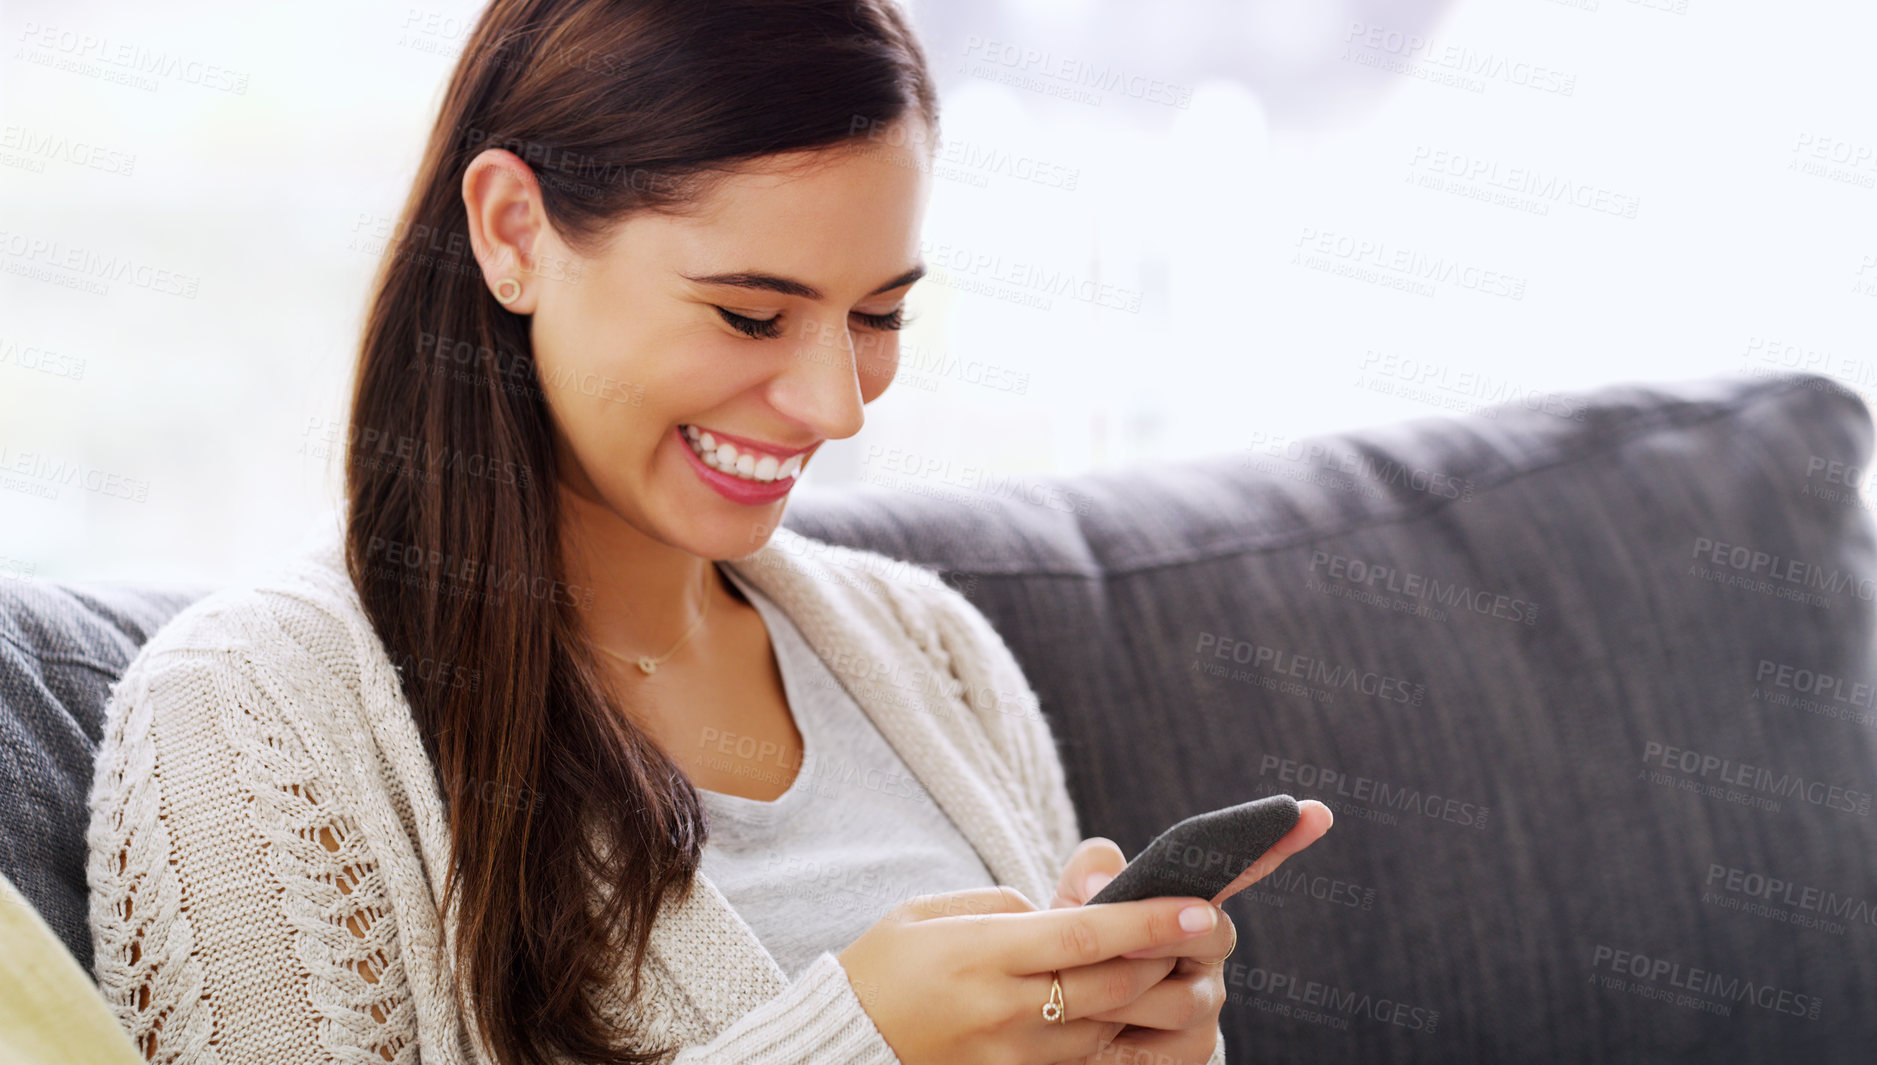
[666,950,901,1064]
[85,640,422,1064]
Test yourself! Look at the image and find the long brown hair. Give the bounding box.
[340,2,938,1062]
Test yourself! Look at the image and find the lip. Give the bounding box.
[682,424,820,460]
[674,425,802,505]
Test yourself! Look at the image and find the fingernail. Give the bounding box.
[1179,905,1216,933]
[1083,872,1113,897]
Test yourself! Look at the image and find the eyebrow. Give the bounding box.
[680,262,927,301]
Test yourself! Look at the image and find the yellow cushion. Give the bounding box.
[0,870,142,1065]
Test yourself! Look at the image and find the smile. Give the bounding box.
[680,424,807,483]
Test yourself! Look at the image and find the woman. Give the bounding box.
[84,1,1331,1063]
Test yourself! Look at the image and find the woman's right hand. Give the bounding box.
[835,885,1231,1065]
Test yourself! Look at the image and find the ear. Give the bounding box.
[461,147,549,314]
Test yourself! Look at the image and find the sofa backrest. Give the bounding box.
[782,371,1877,1063]
[3,371,1871,1062]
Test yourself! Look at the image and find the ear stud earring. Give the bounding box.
[494,277,522,304]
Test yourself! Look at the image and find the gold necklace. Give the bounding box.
[595,565,713,675]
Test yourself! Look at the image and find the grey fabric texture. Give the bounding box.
[780,371,1877,1064]
[1,370,1871,1061]
[0,579,211,977]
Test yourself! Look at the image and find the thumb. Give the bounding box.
[896,884,1038,923]
[1050,837,1127,908]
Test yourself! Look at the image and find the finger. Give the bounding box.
[1020,966,1154,1063]
[895,885,1037,923]
[1120,906,1234,961]
[1211,799,1334,905]
[1051,837,1127,908]
[1056,956,1176,1020]
[1025,1015,1127,1065]
[1052,837,1125,908]
[1078,964,1223,1032]
[1100,1018,1220,1065]
[977,894,1223,974]
[1027,1015,1126,1065]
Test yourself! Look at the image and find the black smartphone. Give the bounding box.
[1084,794,1302,906]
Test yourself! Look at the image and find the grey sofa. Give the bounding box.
[5,371,1873,1063]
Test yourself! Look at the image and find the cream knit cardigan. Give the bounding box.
[85,519,1228,1064]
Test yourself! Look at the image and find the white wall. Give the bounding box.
[3,0,1872,584]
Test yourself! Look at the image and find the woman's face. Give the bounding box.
[465,116,932,560]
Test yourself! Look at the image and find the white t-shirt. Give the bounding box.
[697,564,999,980]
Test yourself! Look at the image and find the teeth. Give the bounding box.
[682,425,804,484]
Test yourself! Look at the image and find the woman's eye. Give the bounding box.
[714,305,912,339]
[853,307,910,332]
[714,306,784,339]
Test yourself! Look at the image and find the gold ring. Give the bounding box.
[1042,972,1066,1025]
[1197,919,1238,966]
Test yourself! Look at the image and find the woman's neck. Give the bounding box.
[556,478,770,687]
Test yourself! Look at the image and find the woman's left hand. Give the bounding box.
[1045,800,1335,1064]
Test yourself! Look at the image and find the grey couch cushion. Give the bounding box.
[1,370,1869,1062]
[0,579,211,976]
[782,371,1877,1064]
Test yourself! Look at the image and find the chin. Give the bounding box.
[675,508,785,562]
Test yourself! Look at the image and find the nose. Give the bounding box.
[769,313,869,441]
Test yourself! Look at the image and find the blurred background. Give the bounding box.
[3,0,1874,585]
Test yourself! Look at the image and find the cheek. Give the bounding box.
[529,333,654,435]
[532,291,710,416]
[530,286,632,396]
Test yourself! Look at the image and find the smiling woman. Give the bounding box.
[342,31,955,1064]
[79,1,1307,1064]
[460,127,932,528]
